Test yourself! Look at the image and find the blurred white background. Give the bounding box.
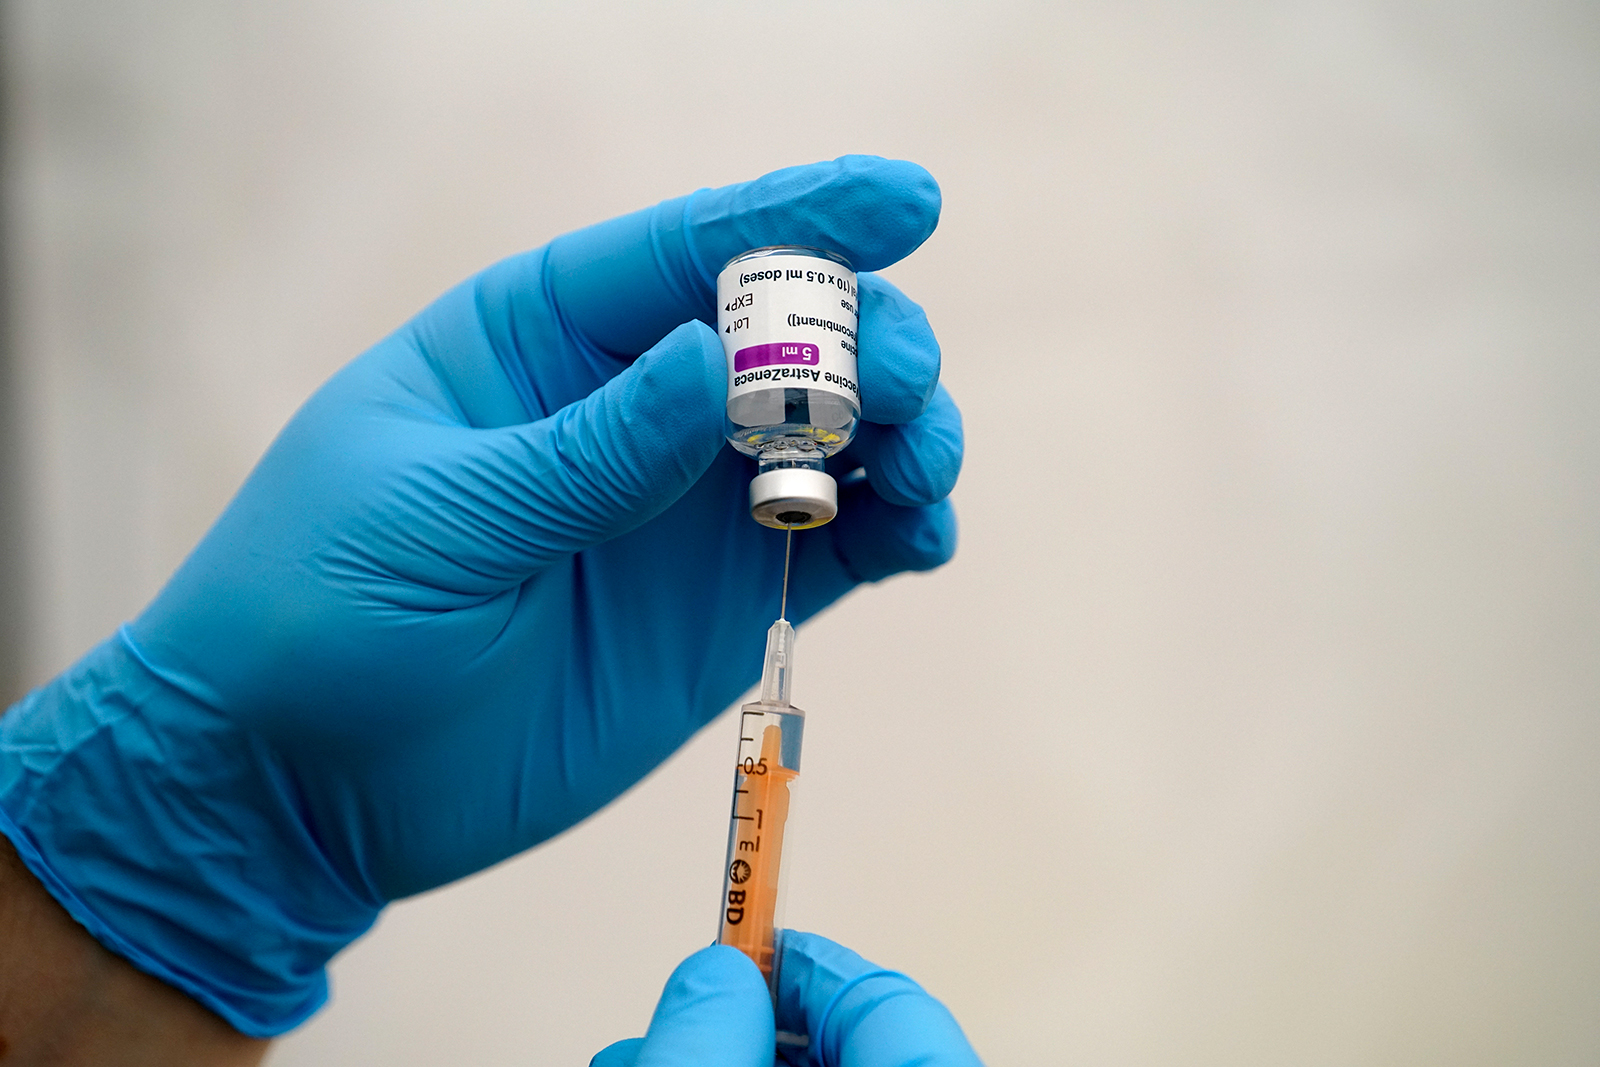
[5,1,1599,1063]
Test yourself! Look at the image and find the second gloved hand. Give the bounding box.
[590,933,984,1067]
[0,157,962,1035]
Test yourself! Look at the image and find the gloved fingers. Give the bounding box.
[786,485,958,624]
[589,1038,644,1067]
[830,384,963,508]
[521,156,941,358]
[776,932,983,1067]
[433,320,726,581]
[623,945,775,1067]
[854,273,941,426]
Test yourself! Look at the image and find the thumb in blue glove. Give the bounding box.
[589,947,773,1067]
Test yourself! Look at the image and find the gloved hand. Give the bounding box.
[0,156,961,1036]
[590,932,983,1067]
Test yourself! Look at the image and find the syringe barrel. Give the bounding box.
[717,700,805,995]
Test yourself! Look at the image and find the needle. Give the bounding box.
[779,524,793,622]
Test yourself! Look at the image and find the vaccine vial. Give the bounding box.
[718,247,860,529]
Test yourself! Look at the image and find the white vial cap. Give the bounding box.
[749,468,838,530]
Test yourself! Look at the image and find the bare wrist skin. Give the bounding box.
[0,836,269,1066]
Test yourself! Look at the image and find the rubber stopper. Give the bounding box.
[749,468,838,529]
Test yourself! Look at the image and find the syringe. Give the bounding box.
[718,529,806,997]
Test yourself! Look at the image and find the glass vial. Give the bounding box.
[718,246,860,529]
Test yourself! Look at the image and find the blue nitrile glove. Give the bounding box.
[0,156,962,1036]
[590,932,983,1067]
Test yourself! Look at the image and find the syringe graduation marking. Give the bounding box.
[719,721,798,979]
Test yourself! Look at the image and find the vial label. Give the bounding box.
[717,250,860,407]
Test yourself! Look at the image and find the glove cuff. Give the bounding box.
[0,630,381,1036]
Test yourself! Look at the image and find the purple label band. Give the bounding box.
[733,342,820,371]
